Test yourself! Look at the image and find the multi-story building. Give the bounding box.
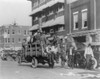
[65,0,100,44]
[0,24,30,50]
[28,0,66,36]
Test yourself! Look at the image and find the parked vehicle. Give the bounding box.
[18,33,56,68]
[1,51,7,61]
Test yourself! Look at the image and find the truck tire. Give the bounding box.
[91,57,97,69]
[31,57,38,68]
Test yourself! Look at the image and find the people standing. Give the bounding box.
[84,43,94,69]
[69,46,75,69]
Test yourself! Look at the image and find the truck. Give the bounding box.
[18,33,55,68]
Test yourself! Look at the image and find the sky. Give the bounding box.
[0,0,32,26]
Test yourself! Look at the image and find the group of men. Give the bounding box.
[22,29,96,69]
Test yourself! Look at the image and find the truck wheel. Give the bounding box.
[31,57,38,68]
[18,56,22,65]
[91,57,97,69]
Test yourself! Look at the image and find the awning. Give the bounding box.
[49,0,64,7]
[29,16,64,31]
[29,24,38,31]
[30,0,64,16]
[42,15,64,28]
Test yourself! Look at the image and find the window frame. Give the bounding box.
[73,11,79,30]
[12,29,15,34]
[8,38,10,43]
[81,9,88,29]
[12,38,14,43]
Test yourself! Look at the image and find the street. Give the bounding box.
[0,59,100,79]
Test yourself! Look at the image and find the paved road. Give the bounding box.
[0,59,100,79]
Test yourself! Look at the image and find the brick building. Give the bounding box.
[0,24,30,50]
[28,0,66,36]
[65,0,100,44]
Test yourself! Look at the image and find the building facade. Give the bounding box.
[0,24,30,50]
[28,0,66,36]
[65,0,100,44]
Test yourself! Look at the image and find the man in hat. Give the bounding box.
[84,43,94,69]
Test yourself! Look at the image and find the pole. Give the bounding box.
[38,17,42,32]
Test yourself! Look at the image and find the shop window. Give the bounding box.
[82,9,88,29]
[73,11,79,30]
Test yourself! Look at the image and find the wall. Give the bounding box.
[64,0,95,34]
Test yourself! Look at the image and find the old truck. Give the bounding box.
[18,34,55,68]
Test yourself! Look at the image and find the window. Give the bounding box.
[5,38,7,43]
[24,30,27,35]
[12,38,14,43]
[7,29,10,34]
[33,0,39,7]
[82,9,88,29]
[12,30,15,34]
[39,0,45,4]
[73,11,79,30]
[8,38,10,43]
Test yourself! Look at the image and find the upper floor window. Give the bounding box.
[39,0,45,4]
[33,0,39,8]
[24,30,27,35]
[7,29,10,34]
[12,30,15,34]
[12,38,14,43]
[5,38,7,43]
[73,11,79,30]
[8,38,10,43]
[82,9,88,29]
